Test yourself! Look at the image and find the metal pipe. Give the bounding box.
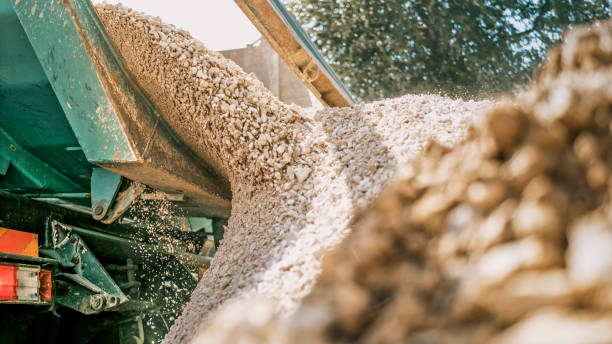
[19,193,91,198]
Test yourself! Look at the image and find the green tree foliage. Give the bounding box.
[285,0,611,101]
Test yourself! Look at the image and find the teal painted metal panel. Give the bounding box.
[0,125,85,192]
[0,0,92,190]
[11,0,138,163]
[0,155,9,175]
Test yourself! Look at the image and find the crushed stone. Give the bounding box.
[95,4,491,343]
[191,19,612,344]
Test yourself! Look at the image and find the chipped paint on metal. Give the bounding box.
[12,0,138,163]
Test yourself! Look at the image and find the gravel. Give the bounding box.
[96,4,490,343]
[188,19,612,344]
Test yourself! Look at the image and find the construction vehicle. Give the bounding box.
[0,0,353,342]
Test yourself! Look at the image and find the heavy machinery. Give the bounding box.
[0,0,352,342]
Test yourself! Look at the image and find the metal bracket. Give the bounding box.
[42,219,128,314]
[90,168,123,220]
[90,167,146,224]
[100,181,145,224]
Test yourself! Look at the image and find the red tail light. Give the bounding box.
[38,269,53,302]
[0,264,18,301]
[0,262,53,303]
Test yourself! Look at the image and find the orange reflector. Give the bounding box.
[0,228,38,257]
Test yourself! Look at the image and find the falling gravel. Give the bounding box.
[95,4,491,343]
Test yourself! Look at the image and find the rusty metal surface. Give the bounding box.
[234,0,355,107]
[99,180,145,224]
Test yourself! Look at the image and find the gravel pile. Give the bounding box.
[96,4,490,343]
[191,20,612,344]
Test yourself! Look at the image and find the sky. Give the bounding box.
[93,0,262,51]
